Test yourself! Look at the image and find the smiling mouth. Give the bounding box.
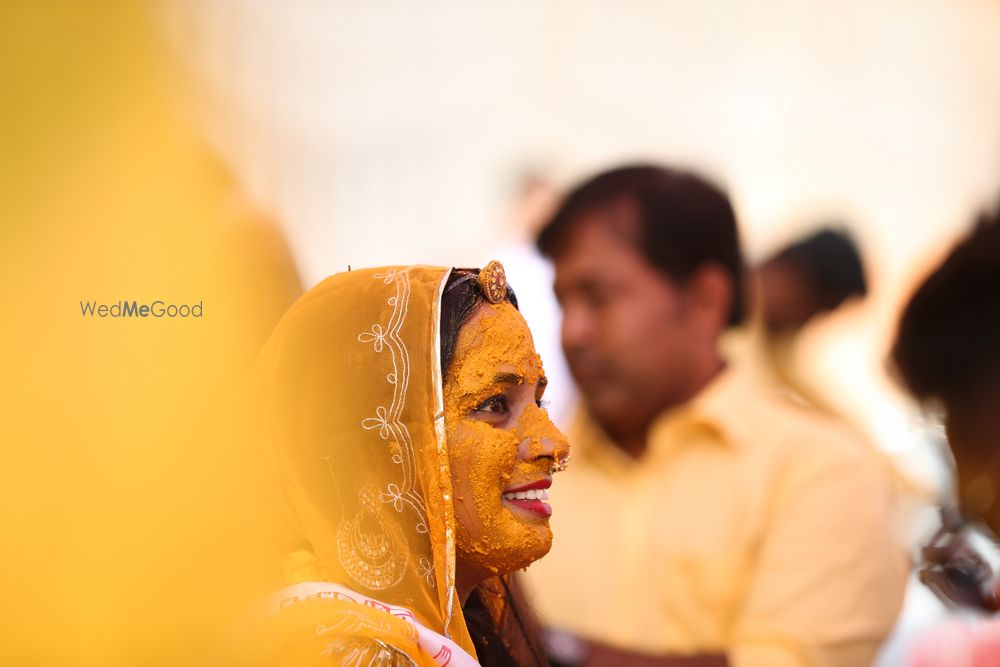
[501,478,552,518]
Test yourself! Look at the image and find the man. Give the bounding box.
[522,165,906,667]
[757,228,867,337]
[731,227,870,413]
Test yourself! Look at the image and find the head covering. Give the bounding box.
[253,265,474,654]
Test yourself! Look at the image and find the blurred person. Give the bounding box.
[735,230,952,667]
[522,165,906,667]
[891,210,1000,666]
[739,228,945,503]
[728,227,870,416]
[750,227,868,406]
[232,263,569,666]
[757,228,867,337]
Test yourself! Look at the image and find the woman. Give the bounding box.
[237,262,569,666]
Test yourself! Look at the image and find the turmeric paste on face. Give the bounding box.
[444,302,568,576]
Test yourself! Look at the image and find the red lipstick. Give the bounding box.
[502,477,553,517]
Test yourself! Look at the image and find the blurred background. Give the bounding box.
[158,0,1000,447]
[2,0,999,664]
[160,0,1000,279]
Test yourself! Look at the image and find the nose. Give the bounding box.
[560,302,591,356]
[517,406,570,467]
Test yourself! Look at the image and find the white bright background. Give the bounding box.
[160,0,1000,285]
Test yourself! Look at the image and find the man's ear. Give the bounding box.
[684,262,733,338]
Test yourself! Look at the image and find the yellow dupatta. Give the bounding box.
[249,266,476,664]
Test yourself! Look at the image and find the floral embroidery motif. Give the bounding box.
[362,406,391,440]
[357,324,387,352]
[418,557,436,588]
[382,483,406,512]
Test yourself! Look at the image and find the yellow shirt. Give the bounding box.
[523,367,907,667]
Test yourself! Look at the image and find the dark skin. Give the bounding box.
[917,386,1000,612]
[946,387,1000,536]
[551,206,733,665]
[756,259,825,335]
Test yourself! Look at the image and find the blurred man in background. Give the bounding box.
[732,227,870,413]
[522,165,906,667]
[757,228,867,337]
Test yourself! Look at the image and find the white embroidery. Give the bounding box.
[381,483,406,512]
[349,270,431,590]
[361,406,391,440]
[357,324,387,352]
[418,557,435,588]
[373,270,398,285]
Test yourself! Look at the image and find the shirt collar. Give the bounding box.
[570,365,753,473]
[647,365,752,457]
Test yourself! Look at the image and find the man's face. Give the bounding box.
[551,207,701,437]
[758,259,822,334]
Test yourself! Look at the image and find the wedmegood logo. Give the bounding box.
[79,300,204,318]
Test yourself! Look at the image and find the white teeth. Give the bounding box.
[502,487,550,502]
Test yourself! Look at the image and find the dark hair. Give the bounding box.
[892,207,1000,409]
[768,227,867,311]
[536,164,747,327]
[439,268,546,667]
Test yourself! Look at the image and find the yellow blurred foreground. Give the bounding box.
[0,2,302,663]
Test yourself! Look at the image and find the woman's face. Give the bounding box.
[444,301,569,580]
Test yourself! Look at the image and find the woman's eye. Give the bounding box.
[475,395,509,414]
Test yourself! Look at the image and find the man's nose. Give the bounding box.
[561,303,591,354]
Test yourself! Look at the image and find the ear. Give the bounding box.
[684,263,733,338]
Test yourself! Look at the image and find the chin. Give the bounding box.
[507,522,553,570]
[477,523,553,576]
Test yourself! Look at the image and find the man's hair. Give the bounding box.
[536,164,746,326]
[892,205,1000,407]
[769,227,867,312]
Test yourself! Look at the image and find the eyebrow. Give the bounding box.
[492,372,524,386]
[490,373,549,390]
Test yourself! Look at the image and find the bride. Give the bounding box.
[238,262,569,666]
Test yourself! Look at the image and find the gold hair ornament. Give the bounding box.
[478,260,507,304]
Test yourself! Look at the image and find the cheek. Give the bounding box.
[600,296,652,348]
[447,420,554,574]
[469,423,519,504]
[448,421,518,526]
[618,300,684,363]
